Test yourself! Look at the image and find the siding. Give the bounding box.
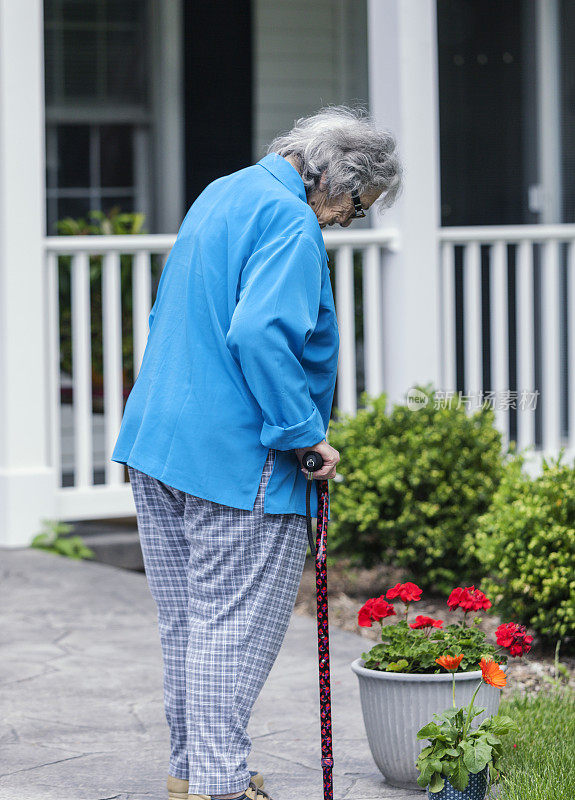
[253,0,369,159]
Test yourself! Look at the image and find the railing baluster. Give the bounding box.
[102,251,124,486]
[362,243,384,398]
[334,244,356,416]
[71,251,93,488]
[46,251,62,489]
[440,241,457,393]
[133,250,152,379]
[463,242,483,403]
[540,238,562,453]
[490,240,509,449]
[516,240,536,455]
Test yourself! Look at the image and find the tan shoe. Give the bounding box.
[245,779,273,800]
[167,771,265,800]
[248,771,264,790]
[167,775,189,800]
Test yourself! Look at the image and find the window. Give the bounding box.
[44,0,153,233]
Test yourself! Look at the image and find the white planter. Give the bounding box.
[351,657,505,792]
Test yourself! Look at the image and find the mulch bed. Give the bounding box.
[294,556,575,698]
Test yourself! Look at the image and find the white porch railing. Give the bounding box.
[44,223,575,522]
[45,236,175,520]
[439,224,575,470]
[44,230,399,521]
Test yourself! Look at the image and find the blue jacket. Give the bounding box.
[111,152,340,518]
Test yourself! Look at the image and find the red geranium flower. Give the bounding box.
[495,622,534,657]
[358,596,396,627]
[358,598,376,627]
[447,586,466,610]
[386,582,423,603]
[410,615,443,629]
[447,585,491,612]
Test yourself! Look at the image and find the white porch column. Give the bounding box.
[367,0,442,409]
[150,0,185,233]
[0,0,55,546]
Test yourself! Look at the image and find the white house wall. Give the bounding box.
[252,0,369,160]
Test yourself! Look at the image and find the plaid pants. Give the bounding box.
[128,448,309,794]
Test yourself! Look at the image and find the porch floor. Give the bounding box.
[0,549,429,800]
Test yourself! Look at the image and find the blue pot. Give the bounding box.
[428,765,489,799]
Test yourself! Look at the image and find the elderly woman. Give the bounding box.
[111,104,402,800]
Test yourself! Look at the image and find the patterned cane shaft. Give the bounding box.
[315,478,334,800]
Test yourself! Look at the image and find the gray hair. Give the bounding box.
[266,104,403,215]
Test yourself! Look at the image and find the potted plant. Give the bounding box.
[415,655,518,798]
[350,582,533,791]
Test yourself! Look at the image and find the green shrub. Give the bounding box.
[327,384,505,593]
[31,519,95,560]
[466,450,575,645]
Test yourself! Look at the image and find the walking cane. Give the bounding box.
[302,450,334,800]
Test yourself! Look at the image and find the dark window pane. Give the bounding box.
[100,125,133,187]
[106,0,145,24]
[63,29,98,97]
[62,0,99,22]
[44,0,57,20]
[44,27,58,104]
[57,196,92,224]
[57,125,91,188]
[101,195,136,216]
[105,29,146,103]
[437,0,529,226]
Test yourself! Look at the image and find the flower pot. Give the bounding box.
[351,658,505,792]
[428,764,489,799]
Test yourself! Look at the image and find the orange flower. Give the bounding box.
[435,654,464,671]
[480,657,507,687]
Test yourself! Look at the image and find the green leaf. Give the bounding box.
[488,715,518,736]
[462,702,486,721]
[449,757,470,791]
[386,659,409,671]
[416,771,430,788]
[461,740,491,772]
[30,532,53,547]
[438,707,460,720]
[428,772,445,793]
[417,722,441,739]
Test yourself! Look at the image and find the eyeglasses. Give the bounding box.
[350,190,366,219]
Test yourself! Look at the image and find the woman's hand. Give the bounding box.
[294,439,340,480]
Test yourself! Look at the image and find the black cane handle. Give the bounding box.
[304,449,325,557]
[303,450,324,472]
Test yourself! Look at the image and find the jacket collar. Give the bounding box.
[257,153,307,203]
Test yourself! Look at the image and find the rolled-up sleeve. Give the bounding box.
[225,232,327,450]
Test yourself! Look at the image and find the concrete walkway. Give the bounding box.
[0,550,424,800]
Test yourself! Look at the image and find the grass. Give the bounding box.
[488,685,575,799]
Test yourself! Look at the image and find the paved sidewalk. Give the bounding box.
[1,550,424,800]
